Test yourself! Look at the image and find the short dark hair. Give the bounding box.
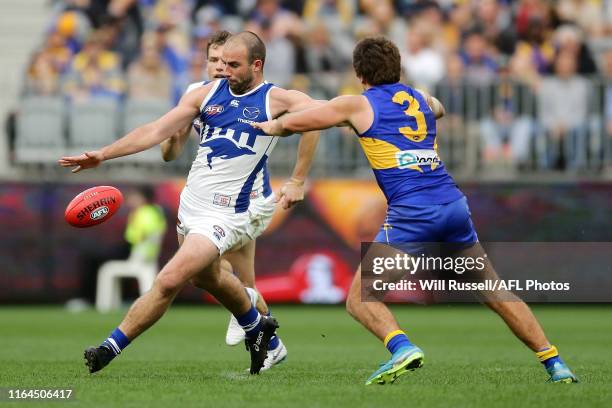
[353,37,401,86]
[136,185,156,203]
[206,30,232,55]
[229,31,266,66]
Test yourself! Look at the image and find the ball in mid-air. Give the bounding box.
[64,186,123,228]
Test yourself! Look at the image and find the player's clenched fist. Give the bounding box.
[276,178,305,209]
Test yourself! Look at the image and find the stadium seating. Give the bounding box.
[15,96,66,163]
[68,99,120,155]
[120,98,172,163]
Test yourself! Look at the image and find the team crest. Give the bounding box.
[242,106,260,119]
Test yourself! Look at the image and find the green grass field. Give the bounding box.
[0,305,610,407]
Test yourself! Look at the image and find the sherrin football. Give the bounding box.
[65,186,123,228]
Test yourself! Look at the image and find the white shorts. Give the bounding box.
[176,189,275,254]
[238,193,276,248]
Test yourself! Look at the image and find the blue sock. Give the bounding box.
[235,307,263,339]
[101,328,130,356]
[385,330,412,355]
[266,309,280,350]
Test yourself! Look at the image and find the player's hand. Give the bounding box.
[276,178,305,209]
[251,119,290,136]
[58,150,104,173]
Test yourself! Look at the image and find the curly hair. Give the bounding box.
[353,37,401,86]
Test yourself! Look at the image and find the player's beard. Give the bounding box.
[228,71,254,95]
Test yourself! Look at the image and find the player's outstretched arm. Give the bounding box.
[276,130,320,209]
[58,83,213,173]
[253,95,367,136]
[160,124,192,162]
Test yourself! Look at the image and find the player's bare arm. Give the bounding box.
[58,83,215,172]
[253,95,372,136]
[265,87,325,208]
[160,124,192,162]
[268,88,325,118]
[276,130,320,209]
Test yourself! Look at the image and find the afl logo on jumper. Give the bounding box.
[242,106,260,119]
[204,105,223,115]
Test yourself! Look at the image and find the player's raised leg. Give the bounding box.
[346,266,424,385]
[84,233,278,375]
[222,241,287,370]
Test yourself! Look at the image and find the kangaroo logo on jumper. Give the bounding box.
[242,106,260,119]
[200,137,256,169]
[396,149,440,173]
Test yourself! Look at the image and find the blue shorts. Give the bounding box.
[374,196,478,244]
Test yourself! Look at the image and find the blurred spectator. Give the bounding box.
[98,13,143,69]
[552,24,597,75]
[409,1,448,53]
[471,0,516,56]
[24,52,61,96]
[303,22,348,96]
[188,49,207,85]
[247,0,304,40]
[538,51,590,169]
[154,25,189,103]
[252,19,296,88]
[436,54,467,121]
[479,69,535,169]
[58,0,143,57]
[194,5,225,34]
[442,2,472,53]
[515,0,552,39]
[508,48,542,89]
[127,33,173,101]
[54,10,92,53]
[355,0,405,47]
[43,30,74,74]
[555,0,604,38]
[62,30,125,101]
[460,29,499,86]
[513,16,555,74]
[303,0,355,29]
[302,0,355,63]
[435,54,469,169]
[402,19,445,91]
[192,0,239,17]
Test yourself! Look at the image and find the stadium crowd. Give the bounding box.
[15,0,612,172]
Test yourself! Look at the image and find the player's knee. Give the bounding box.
[345,292,359,317]
[154,272,183,298]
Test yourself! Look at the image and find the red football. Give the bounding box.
[65,186,123,228]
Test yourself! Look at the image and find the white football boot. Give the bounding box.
[260,338,288,371]
[225,287,258,346]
